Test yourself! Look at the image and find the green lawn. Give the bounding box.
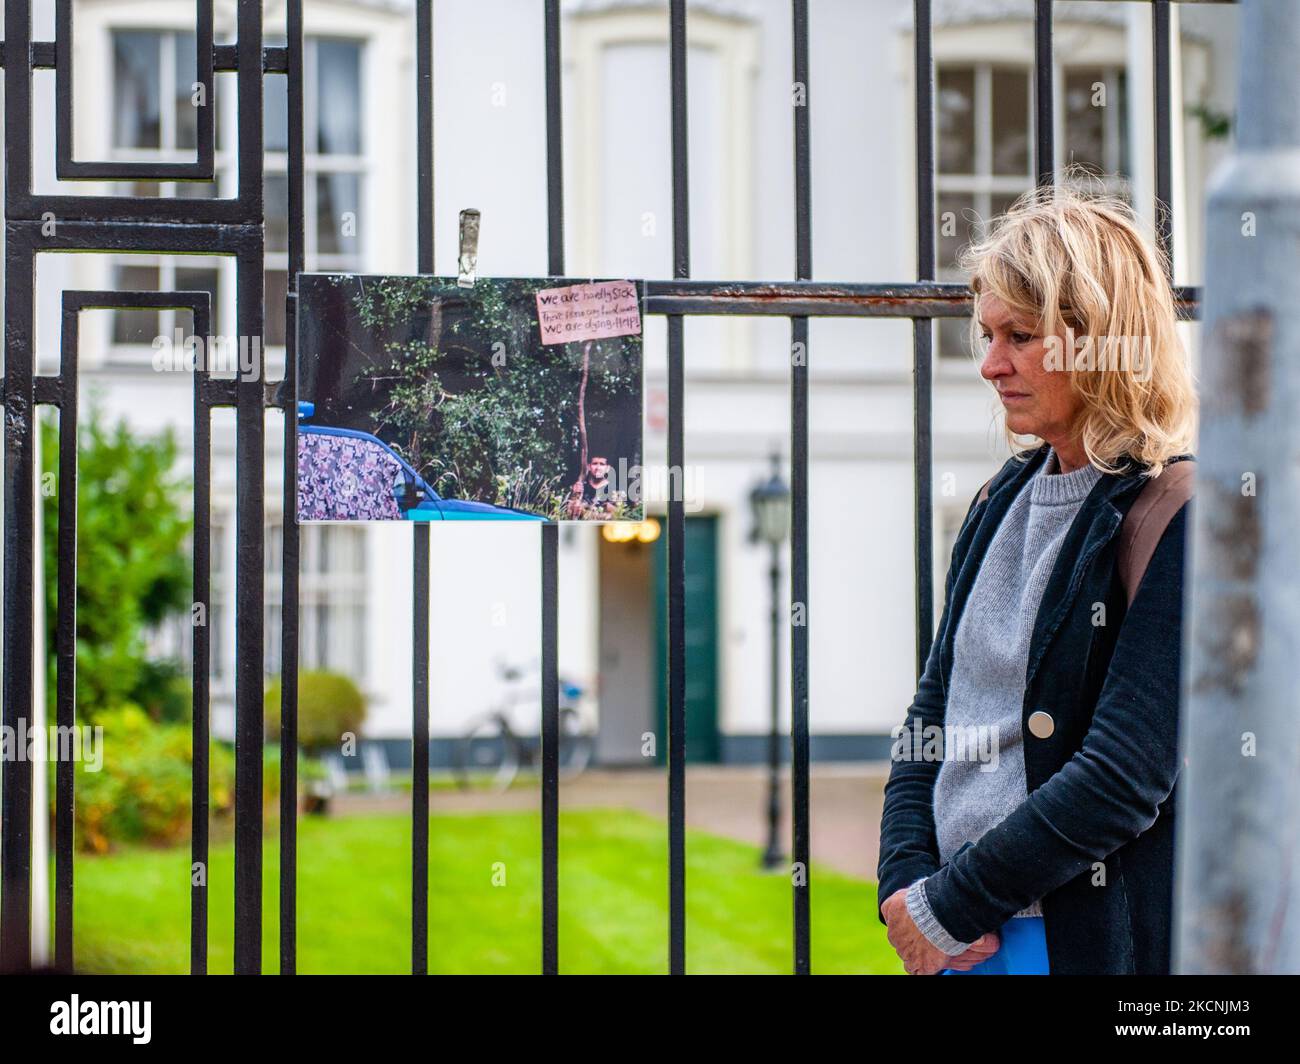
[67,809,902,974]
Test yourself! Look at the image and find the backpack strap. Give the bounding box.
[975,458,1193,607]
[1117,458,1195,607]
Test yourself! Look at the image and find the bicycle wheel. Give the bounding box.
[557,707,594,780]
[453,714,520,792]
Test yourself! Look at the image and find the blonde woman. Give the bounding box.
[876,180,1198,975]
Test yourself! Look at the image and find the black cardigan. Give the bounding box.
[877,443,1192,975]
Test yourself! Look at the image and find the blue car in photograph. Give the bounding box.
[296,401,546,522]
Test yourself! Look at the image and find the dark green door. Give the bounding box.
[653,515,720,763]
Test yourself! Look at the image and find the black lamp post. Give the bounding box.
[749,453,790,870]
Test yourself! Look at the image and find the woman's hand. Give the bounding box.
[881,888,1002,974]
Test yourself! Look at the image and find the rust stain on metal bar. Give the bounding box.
[1211,307,1272,416]
[1191,306,1271,701]
[1204,895,1255,974]
[646,286,974,316]
[664,294,969,307]
[667,282,966,300]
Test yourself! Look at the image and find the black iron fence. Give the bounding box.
[0,0,1227,975]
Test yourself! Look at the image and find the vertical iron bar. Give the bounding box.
[279,0,305,977]
[763,538,782,869]
[1,247,34,970]
[1153,0,1174,277]
[912,0,935,675]
[540,522,559,974]
[667,0,689,977]
[232,0,266,974]
[1034,0,1054,188]
[54,307,80,972]
[541,0,564,976]
[790,0,812,977]
[545,0,565,278]
[1,1,35,973]
[411,0,434,976]
[192,317,212,976]
[233,266,265,977]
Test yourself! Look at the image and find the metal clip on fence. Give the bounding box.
[457,208,481,288]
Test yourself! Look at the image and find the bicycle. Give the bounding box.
[451,660,595,791]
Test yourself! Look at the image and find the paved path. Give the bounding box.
[339,764,891,881]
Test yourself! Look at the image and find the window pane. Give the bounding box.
[264,269,288,348]
[991,69,1030,176]
[345,603,366,680]
[938,317,974,361]
[1117,70,1130,178]
[177,179,218,200]
[990,192,1020,220]
[175,267,221,331]
[336,527,365,574]
[175,32,198,150]
[937,68,975,175]
[316,173,360,257]
[315,40,362,155]
[114,32,162,149]
[937,192,976,277]
[216,71,234,152]
[937,191,976,360]
[316,604,329,667]
[301,526,317,573]
[1065,69,1106,173]
[264,73,288,153]
[266,521,284,574]
[112,265,161,344]
[210,519,227,680]
[210,604,226,681]
[266,173,289,253]
[265,603,282,677]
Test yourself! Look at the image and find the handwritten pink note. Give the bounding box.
[535,281,641,345]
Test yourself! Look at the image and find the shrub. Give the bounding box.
[74,705,236,853]
[264,671,367,756]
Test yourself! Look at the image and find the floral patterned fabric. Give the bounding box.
[297,431,405,521]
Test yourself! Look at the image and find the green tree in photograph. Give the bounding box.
[349,276,640,515]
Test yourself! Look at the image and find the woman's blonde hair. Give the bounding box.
[960,174,1197,477]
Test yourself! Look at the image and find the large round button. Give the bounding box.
[1027,711,1055,739]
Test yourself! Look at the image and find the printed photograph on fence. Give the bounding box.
[296,274,645,523]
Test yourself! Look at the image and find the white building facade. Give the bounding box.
[29,0,1238,765]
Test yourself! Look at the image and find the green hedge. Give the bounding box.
[264,671,367,756]
[69,677,362,851]
[75,705,236,853]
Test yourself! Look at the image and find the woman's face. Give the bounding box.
[977,293,1084,446]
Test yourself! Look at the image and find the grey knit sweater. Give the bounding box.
[905,448,1102,955]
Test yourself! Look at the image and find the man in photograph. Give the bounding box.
[567,454,619,518]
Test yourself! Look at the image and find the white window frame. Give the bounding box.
[567,5,759,370]
[263,34,370,343]
[103,26,236,364]
[935,63,1036,205]
[72,0,402,372]
[264,516,370,686]
[933,57,1134,358]
[908,9,1213,303]
[207,513,370,696]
